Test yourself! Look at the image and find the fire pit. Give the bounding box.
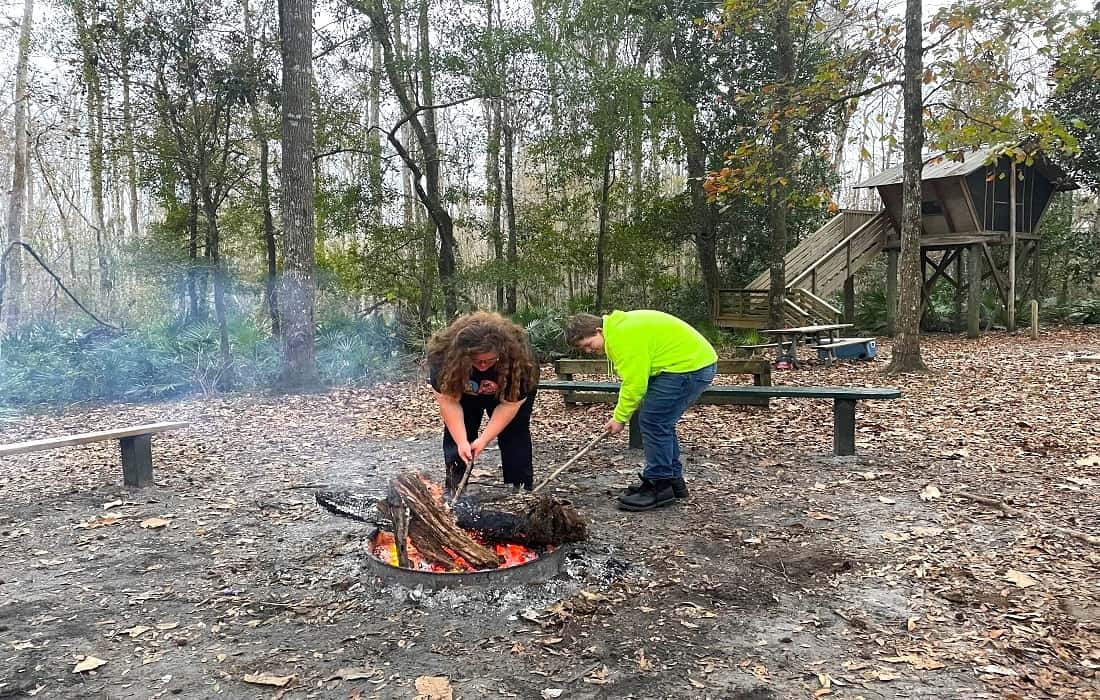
[363,526,571,589]
[317,470,588,590]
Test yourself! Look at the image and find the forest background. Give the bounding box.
[1,0,1099,409]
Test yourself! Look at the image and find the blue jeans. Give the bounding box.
[638,362,717,480]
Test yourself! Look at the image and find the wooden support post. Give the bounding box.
[968,244,981,338]
[843,276,855,324]
[886,248,898,336]
[1008,160,1017,332]
[629,413,642,449]
[833,399,856,457]
[1030,299,1039,340]
[1032,239,1042,300]
[120,435,153,487]
[953,249,964,332]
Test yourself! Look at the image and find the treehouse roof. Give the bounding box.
[853,145,1078,192]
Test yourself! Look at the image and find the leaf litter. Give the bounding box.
[0,330,1097,698]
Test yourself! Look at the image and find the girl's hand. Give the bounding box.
[457,440,474,465]
[470,437,488,461]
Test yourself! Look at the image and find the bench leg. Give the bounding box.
[628,413,643,449]
[120,435,154,487]
[833,399,856,456]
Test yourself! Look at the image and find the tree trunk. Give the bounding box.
[503,110,517,314]
[660,37,718,318]
[185,178,203,321]
[367,0,458,320]
[886,0,928,373]
[117,0,140,243]
[686,141,719,318]
[486,100,503,311]
[3,0,33,330]
[277,0,319,389]
[72,0,111,299]
[369,37,384,223]
[594,144,613,311]
[417,0,457,318]
[202,192,233,384]
[767,0,793,330]
[245,0,280,337]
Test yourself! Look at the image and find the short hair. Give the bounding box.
[564,313,603,346]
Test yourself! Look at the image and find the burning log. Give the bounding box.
[316,470,589,571]
[379,472,502,569]
[455,493,588,548]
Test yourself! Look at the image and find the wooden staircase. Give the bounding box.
[715,210,891,329]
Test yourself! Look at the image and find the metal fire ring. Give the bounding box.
[362,528,572,590]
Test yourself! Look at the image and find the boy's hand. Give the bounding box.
[604,418,625,435]
[457,440,474,465]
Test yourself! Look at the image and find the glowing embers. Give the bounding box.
[368,529,548,573]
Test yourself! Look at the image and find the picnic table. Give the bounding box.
[760,323,853,369]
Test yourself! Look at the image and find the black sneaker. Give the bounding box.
[625,473,689,499]
[617,479,676,511]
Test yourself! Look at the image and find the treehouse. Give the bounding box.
[714,143,1078,336]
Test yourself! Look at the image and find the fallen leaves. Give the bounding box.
[919,484,942,501]
[327,667,383,681]
[1004,569,1039,588]
[242,672,295,687]
[139,517,171,529]
[881,654,946,671]
[72,656,107,673]
[413,675,452,700]
[74,514,120,529]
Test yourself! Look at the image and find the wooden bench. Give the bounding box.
[554,358,772,407]
[0,422,189,487]
[538,381,899,456]
[734,342,791,357]
[810,337,877,364]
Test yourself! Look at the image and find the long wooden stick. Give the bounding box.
[532,430,610,494]
[449,460,474,504]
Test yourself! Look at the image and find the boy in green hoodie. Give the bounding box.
[564,310,717,511]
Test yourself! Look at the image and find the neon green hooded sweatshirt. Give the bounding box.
[602,310,718,423]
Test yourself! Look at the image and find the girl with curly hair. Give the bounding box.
[426,312,540,491]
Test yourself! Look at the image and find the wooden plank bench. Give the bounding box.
[555,358,772,407]
[538,381,899,456]
[810,337,877,364]
[733,342,791,357]
[0,422,189,487]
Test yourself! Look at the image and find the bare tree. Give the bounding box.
[71,0,111,298]
[277,0,320,388]
[3,0,34,330]
[886,0,927,373]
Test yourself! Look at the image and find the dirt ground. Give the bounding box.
[1,328,1098,699]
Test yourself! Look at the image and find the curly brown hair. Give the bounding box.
[426,312,538,401]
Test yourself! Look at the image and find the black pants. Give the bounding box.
[443,389,537,489]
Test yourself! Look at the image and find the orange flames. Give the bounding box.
[370,530,542,572]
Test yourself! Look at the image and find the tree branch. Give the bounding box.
[1,242,120,330]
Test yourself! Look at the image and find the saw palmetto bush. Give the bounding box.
[0,312,407,408]
[314,313,407,384]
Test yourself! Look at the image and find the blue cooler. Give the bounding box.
[817,338,876,360]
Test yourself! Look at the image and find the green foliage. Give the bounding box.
[0,312,407,409]
[1041,295,1100,325]
[513,307,572,363]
